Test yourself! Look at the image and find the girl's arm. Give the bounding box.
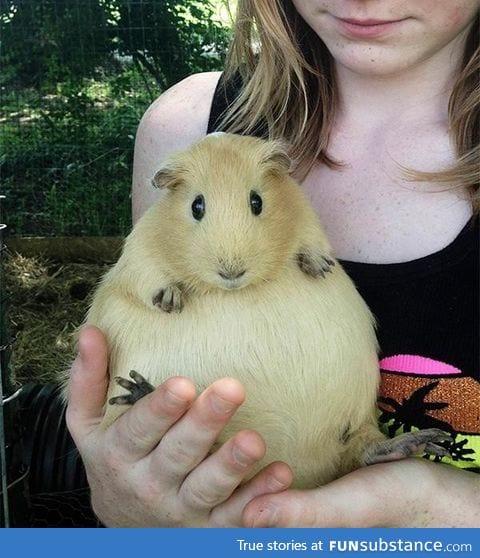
[242,457,480,527]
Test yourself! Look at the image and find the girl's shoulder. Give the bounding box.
[138,71,222,148]
[132,72,221,220]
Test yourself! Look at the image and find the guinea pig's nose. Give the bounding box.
[218,269,246,280]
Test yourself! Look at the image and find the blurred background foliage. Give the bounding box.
[0,0,232,236]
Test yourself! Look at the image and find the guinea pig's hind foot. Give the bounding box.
[362,428,453,465]
[296,250,335,279]
[109,370,155,405]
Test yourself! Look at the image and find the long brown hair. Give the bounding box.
[220,1,479,209]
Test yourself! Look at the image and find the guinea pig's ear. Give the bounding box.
[262,140,292,173]
[151,165,181,190]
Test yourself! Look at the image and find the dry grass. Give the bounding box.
[4,251,109,385]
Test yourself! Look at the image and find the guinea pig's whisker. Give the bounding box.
[248,269,270,285]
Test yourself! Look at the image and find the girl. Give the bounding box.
[66,0,479,526]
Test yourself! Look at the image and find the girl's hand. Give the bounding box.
[66,325,293,527]
[243,456,480,527]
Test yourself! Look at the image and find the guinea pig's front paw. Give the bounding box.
[152,284,184,313]
[296,249,336,279]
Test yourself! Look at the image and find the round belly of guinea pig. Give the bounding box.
[98,264,379,489]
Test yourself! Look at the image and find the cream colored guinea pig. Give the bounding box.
[81,133,448,488]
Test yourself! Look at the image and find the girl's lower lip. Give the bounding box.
[336,18,406,39]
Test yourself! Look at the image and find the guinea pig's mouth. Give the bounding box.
[220,278,246,290]
[216,268,248,290]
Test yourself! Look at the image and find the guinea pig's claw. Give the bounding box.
[109,370,155,406]
[362,428,453,465]
[152,284,184,313]
[297,251,335,279]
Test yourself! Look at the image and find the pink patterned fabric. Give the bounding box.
[379,354,461,376]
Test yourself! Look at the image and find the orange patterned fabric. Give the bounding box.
[378,362,480,472]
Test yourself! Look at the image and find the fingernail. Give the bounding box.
[164,388,188,409]
[232,445,255,467]
[251,504,278,528]
[211,394,237,415]
[267,473,288,492]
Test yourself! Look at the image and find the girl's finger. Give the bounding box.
[66,325,110,441]
[151,378,245,481]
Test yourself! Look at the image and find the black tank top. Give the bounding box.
[208,74,480,472]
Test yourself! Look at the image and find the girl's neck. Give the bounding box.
[334,35,466,129]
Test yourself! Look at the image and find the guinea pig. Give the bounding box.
[79,133,449,488]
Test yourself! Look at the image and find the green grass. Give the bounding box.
[1,69,158,237]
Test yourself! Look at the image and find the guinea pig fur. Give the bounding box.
[81,133,387,488]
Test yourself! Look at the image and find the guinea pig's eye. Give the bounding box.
[250,190,263,216]
[191,195,205,221]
